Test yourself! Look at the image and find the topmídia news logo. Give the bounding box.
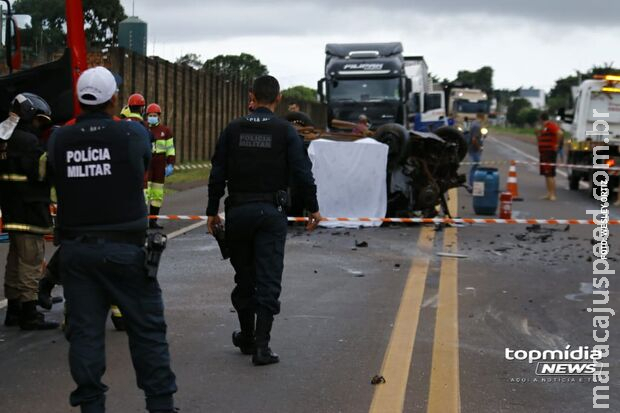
[505,346,604,376]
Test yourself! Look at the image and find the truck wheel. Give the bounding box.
[568,171,580,190]
[374,123,407,171]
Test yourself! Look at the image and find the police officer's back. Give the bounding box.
[47,67,177,413]
[207,75,321,366]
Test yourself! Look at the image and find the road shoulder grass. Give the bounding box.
[165,163,211,194]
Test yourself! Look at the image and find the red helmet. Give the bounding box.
[146,103,162,115]
[127,93,145,107]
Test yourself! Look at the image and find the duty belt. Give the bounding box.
[58,230,146,247]
[226,191,289,210]
[226,192,275,207]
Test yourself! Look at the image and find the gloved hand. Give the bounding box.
[165,164,174,177]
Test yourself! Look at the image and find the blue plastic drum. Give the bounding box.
[472,167,500,215]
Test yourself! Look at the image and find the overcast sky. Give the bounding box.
[120,0,620,92]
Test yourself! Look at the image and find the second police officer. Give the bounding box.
[207,75,322,366]
[47,67,177,413]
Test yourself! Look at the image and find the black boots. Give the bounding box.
[4,299,21,326]
[232,331,255,355]
[19,301,59,330]
[252,314,279,366]
[149,206,164,229]
[232,311,255,355]
[253,347,279,366]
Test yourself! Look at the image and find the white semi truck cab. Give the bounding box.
[561,75,620,192]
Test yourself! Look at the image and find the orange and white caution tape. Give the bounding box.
[150,215,620,225]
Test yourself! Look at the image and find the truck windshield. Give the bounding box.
[588,91,620,124]
[329,78,400,102]
[454,99,488,114]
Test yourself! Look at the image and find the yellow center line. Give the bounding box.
[427,189,461,413]
[369,225,435,413]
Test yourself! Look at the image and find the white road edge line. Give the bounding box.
[167,220,207,240]
[489,137,589,190]
[0,221,207,310]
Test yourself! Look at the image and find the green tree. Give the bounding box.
[282,85,317,102]
[524,108,541,126]
[506,98,531,126]
[455,66,494,96]
[547,63,620,113]
[203,53,267,80]
[13,0,126,53]
[176,53,203,70]
[493,88,519,112]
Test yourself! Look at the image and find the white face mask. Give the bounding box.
[147,115,159,126]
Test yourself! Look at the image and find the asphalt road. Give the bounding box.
[0,133,618,413]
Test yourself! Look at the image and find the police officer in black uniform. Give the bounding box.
[207,75,322,366]
[47,67,177,413]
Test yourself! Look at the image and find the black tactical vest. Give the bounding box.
[51,117,147,229]
[225,117,289,193]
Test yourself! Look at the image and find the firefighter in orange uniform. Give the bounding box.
[145,103,175,229]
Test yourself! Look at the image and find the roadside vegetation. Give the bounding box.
[165,163,211,194]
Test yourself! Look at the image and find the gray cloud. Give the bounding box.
[124,0,620,43]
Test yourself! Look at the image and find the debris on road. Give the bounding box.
[526,224,570,233]
[493,247,511,252]
[355,240,368,248]
[347,269,365,277]
[436,252,469,259]
[371,375,386,385]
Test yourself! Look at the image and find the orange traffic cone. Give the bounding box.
[507,160,523,201]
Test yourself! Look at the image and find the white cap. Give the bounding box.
[77,66,118,105]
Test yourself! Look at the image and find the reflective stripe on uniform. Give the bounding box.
[39,153,48,181]
[153,137,175,155]
[0,174,28,182]
[165,137,175,157]
[110,305,123,317]
[153,140,168,153]
[3,222,53,234]
[148,182,165,207]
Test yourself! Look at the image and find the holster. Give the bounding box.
[145,232,167,279]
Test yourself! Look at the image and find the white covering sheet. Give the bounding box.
[307,138,388,228]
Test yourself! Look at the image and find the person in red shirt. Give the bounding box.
[145,103,175,229]
[536,112,562,201]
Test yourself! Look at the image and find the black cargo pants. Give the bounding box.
[226,202,287,320]
[59,239,177,413]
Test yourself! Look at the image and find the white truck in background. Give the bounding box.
[560,74,620,193]
[448,87,490,130]
[404,56,447,132]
